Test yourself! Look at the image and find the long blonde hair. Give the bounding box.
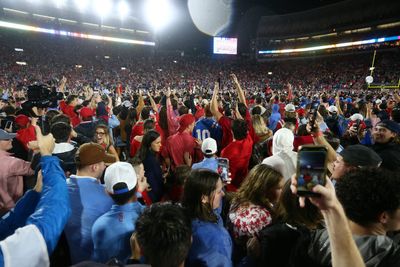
[95,124,112,147]
[252,114,272,139]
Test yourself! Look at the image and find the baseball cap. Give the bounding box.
[0,129,16,140]
[15,114,30,128]
[201,138,217,155]
[79,107,94,118]
[350,113,363,121]
[178,114,195,132]
[75,143,116,166]
[104,162,137,195]
[201,99,209,106]
[296,108,305,117]
[339,145,382,168]
[285,103,295,112]
[121,100,132,108]
[327,106,338,113]
[376,120,400,134]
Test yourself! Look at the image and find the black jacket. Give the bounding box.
[372,141,400,171]
[74,121,96,144]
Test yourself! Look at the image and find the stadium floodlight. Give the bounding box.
[268,72,273,75]
[54,0,66,8]
[118,1,129,19]
[145,0,174,31]
[96,0,112,18]
[75,0,89,12]
[27,0,41,4]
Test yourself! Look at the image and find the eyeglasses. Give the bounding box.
[96,132,106,136]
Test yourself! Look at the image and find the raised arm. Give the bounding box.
[291,177,365,267]
[311,114,337,164]
[166,87,179,135]
[335,93,343,116]
[148,92,158,113]
[210,82,223,121]
[231,74,247,107]
[136,90,145,118]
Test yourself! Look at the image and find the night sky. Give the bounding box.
[158,0,344,53]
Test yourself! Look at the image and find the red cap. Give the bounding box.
[296,108,305,117]
[80,107,94,118]
[15,114,30,128]
[178,114,195,132]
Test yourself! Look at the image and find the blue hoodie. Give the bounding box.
[268,104,281,131]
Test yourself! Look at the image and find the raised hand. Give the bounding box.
[34,125,55,156]
[230,73,239,84]
[165,87,171,98]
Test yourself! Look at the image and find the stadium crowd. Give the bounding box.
[0,32,400,267]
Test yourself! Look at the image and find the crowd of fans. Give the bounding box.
[0,31,400,267]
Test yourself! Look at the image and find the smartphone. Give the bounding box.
[217,158,229,183]
[296,145,328,196]
[355,119,361,130]
[5,121,12,130]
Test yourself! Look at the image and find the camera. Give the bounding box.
[22,84,64,110]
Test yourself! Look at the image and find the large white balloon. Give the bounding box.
[365,76,374,84]
[188,0,233,36]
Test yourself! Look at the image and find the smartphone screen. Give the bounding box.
[217,158,229,183]
[296,146,328,196]
[5,121,12,130]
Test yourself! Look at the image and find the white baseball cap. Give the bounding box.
[285,103,295,112]
[201,99,209,106]
[201,138,217,155]
[350,113,364,121]
[104,162,137,195]
[122,100,132,108]
[328,105,338,113]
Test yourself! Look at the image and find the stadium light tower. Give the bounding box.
[75,0,89,12]
[118,1,129,19]
[144,0,174,31]
[95,0,112,19]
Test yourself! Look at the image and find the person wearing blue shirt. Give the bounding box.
[193,106,222,146]
[182,169,233,267]
[0,125,71,267]
[192,138,218,172]
[92,161,145,263]
[64,143,116,264]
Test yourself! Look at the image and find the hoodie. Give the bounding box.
[262,128,297,180]
[269,104,281,131]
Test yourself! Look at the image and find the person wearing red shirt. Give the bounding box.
[130,119,156,158]
[14,114,36,151]
[221,119,253,192]
[211,77,257,150]
[60,95,80,127]
[130,107,152,143]
[166,114,200,170]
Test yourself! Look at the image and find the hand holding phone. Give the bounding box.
[296,145,328,197]
[217,158,230,183]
